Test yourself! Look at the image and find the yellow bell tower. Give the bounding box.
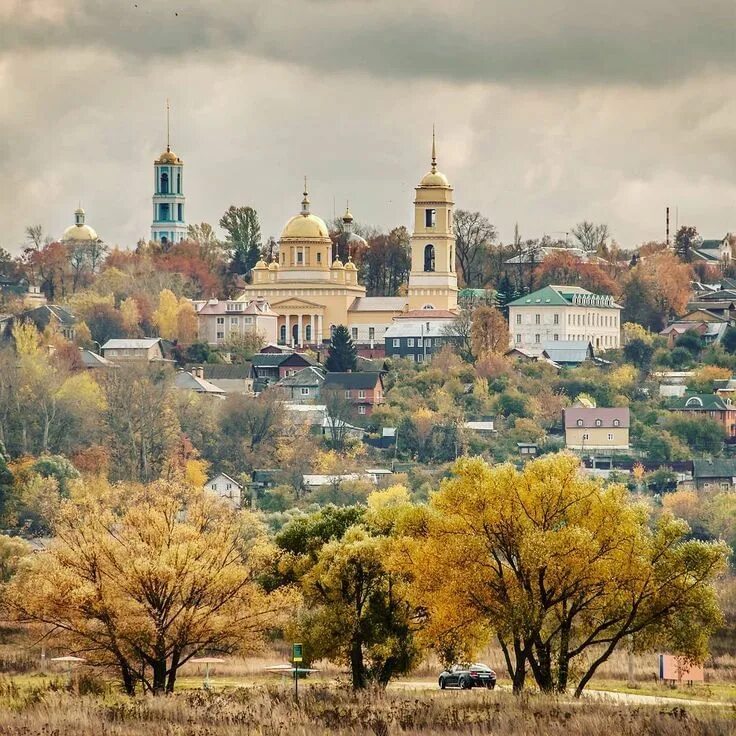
[407,128,458,311]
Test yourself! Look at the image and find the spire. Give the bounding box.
[166,99,171,152]
[431,124,437,173]
[301,176,310,215]
[343,200,354,232]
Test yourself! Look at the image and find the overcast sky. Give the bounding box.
[2,0,736,253]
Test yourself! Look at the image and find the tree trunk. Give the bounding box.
[556,622,571,693]
[350,637,367,690]
[499,636,527,694]
[529,639,554,693]
[166,651,180,693]
[152,659,167,695]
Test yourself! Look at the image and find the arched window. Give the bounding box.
[424,244,436,272]
[305,324,312,342]
[595,419,602,427]
[176,173,181,193]
[330,324,336,337]
[576,419,584,427]
[613,419,620,427]
[279,325,286,344]
[160,172,169,194]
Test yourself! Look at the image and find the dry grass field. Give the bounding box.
[0,684,734,736]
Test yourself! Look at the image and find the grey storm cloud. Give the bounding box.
[2,0,736,254]
[3,0,736,86]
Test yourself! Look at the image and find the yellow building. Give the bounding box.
[237,136,458,346]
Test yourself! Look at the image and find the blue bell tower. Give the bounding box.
[151,101,187,245]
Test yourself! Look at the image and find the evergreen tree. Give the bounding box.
[325,325,357,372]
[496,272,515,318]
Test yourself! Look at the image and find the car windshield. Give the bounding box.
[470,664,491,671]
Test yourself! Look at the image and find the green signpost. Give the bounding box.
[292,643,303,700]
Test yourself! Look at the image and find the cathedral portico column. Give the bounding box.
[285,314,291,345]
[317,314,323,344]
[310,314,316,346]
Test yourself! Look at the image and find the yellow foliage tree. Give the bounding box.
[397,453,727,695]
[152,288,180,340]
[8,481,294,695]
[12,321,42,357]
[176,298,198,344]
[119,297,142,335]
[688,365,731,394]
[470,306,509,358]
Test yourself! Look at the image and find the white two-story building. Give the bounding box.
[508,285,622,352]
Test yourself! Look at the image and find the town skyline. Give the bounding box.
[3,1,736,252]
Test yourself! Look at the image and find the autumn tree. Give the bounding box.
[399,454,726,695]
[101,364,180,482]
[219,206,262,276]
[571,221,609,252]
[622,250,692,330]
[533,251,618,296]
[9,481,291,695]
[323,388,356,451]
[470,306,509,358]
[326,325,357,372]
[453,210,496,287]
[362,227,411,296]
[276,492,419,689]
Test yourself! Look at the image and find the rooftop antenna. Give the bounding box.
[166,99,171,152]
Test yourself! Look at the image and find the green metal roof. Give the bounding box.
[670,394,732,411]
[507,285,573,307]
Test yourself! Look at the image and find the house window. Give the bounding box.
[582,433,589,441]
[576,419,583,427]
[160,172,169,193]
[217,317,225,325]
[608,433,614,440]
[358,406,367,415]
[407,338,415,347]
[369,327,375,340]
[358,390,366,399]
[393,339,400,347]
[425,208,436,227]
[554,314,559,325]
[535,314,541,324]
[516,314,521,324]
[515,334,521,344]
[211,483,217,491]
[417,353,424,362]
[554,334,559,341]
[613,419,620,427]
[297,251,303,264]
[177,203,183,221]
[317,252,322,263]
[351,327,358,340]
[230,317,238,326]
[301,388,310,396]
[226,483,232,490]
[216,331,224,339]
[535,334,540,343]
[417,337,423,347]
[425,338,432,347]
[595,419,602,427]
[345,390,351,399]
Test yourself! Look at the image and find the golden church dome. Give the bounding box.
[62,223,99,242]
[254,258,268,269]
[281,213,330,240]
[268,260,280,270]
[156,147,181,165]
[331,258,345,269]
[61,207,99,242]
[419,170,450,187]
[344,256,357,271]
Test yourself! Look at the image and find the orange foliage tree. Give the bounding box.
[533,251,620,297]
